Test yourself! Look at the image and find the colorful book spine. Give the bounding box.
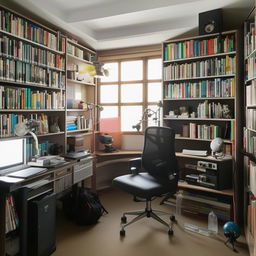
[163,56,236,81]
[188,123,223,140]
[164,35,235,61]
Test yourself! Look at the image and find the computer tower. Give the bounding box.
[28,193,56,256]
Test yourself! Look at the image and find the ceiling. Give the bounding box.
[5,0,254,50]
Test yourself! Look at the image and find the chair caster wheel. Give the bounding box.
[120,230,126,236]
[170,215,176,222]
[168,230,174,236]
[121,216,127,223]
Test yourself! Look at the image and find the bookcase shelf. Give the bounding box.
[66,129,91,134]
[164,97,235,101]
[0,54,65,72]
[67,54,93,65]
[164,117,234,121]
[162,29,242,222]
[163,51,236,64]
[0,109,65,112]
[0,79,65,91]
[0,30,65,55]
[67,78,95,86]
[164,74,236,82]
[243,9,256,255]
[67,109,88,112]
[175,136,232,144]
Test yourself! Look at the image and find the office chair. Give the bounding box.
[112,126,179,236]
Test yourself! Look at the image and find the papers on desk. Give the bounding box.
[0,176,24,183]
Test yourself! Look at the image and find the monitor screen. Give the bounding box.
[0,138,26,170]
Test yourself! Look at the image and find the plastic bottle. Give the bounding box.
[176,191,183,216]
[208,211,218,234]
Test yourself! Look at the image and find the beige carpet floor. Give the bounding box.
[53,189,249,256]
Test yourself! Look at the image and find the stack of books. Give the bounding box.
[244,128,256,156]
[189,123,223,140]
[246,80,256,106]
[244,21,256,57]
[5,195,19,234]
[66,116,77,131]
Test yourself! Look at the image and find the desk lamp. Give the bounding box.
[132,102,162,132]
[14,120,40,159]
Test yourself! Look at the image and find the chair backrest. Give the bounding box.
[142,126,178,178]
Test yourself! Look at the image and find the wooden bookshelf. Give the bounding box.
[66,38,97,154]
[162,29,243,222]
[243,7,256,256]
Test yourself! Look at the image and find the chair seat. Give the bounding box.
[112,172,177,199]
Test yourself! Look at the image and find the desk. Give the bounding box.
[0,156,94,256]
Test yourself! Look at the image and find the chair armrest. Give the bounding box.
[129,157,142,175]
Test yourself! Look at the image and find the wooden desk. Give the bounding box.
[0,156,94,256]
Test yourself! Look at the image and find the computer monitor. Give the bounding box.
[0,138,26,174]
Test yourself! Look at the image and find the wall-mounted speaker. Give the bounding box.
[199,9,222,35]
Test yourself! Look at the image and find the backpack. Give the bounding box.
[63,187,108,225]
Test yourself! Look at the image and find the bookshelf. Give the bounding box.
[162,30,243,221]
[66,38,97,153]
[243,7,256,256]
[0,4,98,256]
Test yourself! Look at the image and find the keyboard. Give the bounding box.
[7,167,47,178]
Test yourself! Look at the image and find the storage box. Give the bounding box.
[73,159,93,183]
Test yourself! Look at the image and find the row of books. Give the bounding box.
[0,57,65,88]
[0,113,50,138]
[196,101,232,119]
[0,36,65,70]
[0,9,57,50]
[26,138,49,161]
[243,128,256,156]
[246,81,256,106]
[246,109,256,130]
[163,56,236,81]
[188,123,223,140]
[66,115,90,131]
[244,21,256,57]
[164,78,235,99]
[0,86,65,109]
[164,35,235,61]
[246,54,256,81]
[5,195,19,234]
[248,198,256,238]
[67,42,92,61]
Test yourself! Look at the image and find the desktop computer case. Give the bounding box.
[28,193,56,256]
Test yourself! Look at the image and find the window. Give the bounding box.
[99,57,162,132]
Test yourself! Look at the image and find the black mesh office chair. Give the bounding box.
[112,126,179,236]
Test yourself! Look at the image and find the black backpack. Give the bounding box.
[63,187,108,225]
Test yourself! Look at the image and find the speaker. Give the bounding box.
[199,9,222,35]
[28,193,56,256]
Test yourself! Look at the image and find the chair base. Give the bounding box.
[120,199,175,236]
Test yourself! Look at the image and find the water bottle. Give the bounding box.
[208,211,218,234]
[176,191,183,216]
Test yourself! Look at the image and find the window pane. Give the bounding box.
[121,60,143,81]
[101,106,118,118]
[148,58,162,79]
[121,106,142,131]
[121,83,142,103]
[100,85,118,103]
[148,82,162,102]
[100,62,118,82]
